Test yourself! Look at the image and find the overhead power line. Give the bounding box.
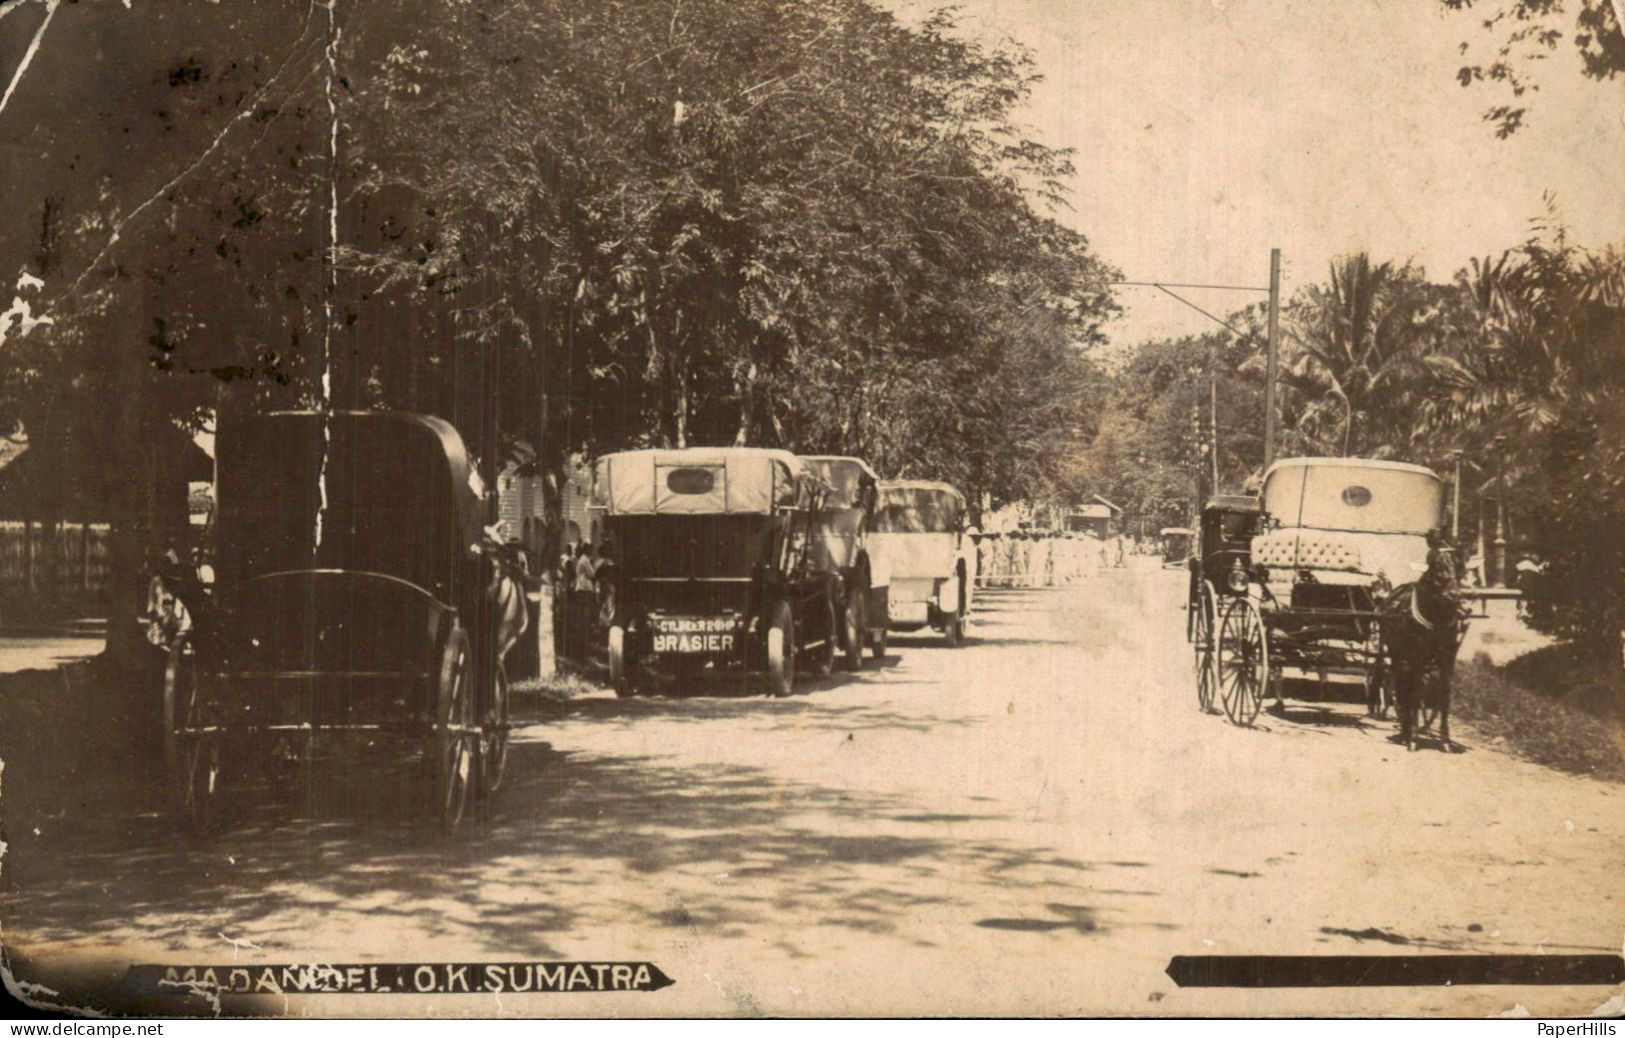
[1109,280,1269,293]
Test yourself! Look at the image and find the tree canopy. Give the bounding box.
[1444,0,1625,135]
[0,0,1116,548]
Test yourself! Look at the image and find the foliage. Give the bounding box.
[0,0,1116,562]
[1278,257,1442,459]
[1065,322,1265,530]
[1080,229,1625,664]
[1443,0,1625,135]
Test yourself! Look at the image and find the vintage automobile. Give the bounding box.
[591,447,839,696]
[1160,527,1195,568]
[868,480,974,646]
[162,411,523,832]
[803,455,891,669]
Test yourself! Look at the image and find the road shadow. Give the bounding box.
[1267,703,1375,732]
[3,740,1174,967]
[527,691,980,735]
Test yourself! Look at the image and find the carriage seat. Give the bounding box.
[1251,530,1362,573]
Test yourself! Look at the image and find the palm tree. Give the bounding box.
[1279,254,1434,457]
[1422,238,1625,667]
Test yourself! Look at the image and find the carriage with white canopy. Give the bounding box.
[1213,458,1446,726]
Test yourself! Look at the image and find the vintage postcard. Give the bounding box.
[1,0,1623,1020]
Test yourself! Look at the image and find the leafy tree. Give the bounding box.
[1421,228,1625,664]
[1278,255,1440,458]
[1444,0,1625,135]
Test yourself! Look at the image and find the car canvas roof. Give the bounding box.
[803,456,880,510]
[879,479,964,502]
[804,455,879,479]
[593,446,818,515]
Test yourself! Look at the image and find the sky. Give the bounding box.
[887,0,1625,349]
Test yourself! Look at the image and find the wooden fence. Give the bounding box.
[0,520,111,622]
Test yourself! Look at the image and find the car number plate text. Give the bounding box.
[652,632,735,653]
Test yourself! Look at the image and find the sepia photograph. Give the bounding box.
[1,0,1623,1021]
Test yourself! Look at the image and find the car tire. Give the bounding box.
[766,601,795,697]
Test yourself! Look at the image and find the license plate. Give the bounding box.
[652,632,735,653]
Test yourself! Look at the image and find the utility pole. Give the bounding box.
[1491,435,1509,588]
[1448,449,1463,543]
[1208,337,1220,496]
[1263,248,1282,472]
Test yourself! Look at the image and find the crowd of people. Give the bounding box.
[557,538,617,658]
[970,528,1138,588]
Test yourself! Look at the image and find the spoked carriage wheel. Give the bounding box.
[1193,581,1219,714]
[433,627,477,831]
[163,639,224,831]
[1217,598,1268,727]
[482,667,510,796]
[842,584,868,672]
[766,600,796,697]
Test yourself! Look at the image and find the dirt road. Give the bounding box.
[3,563,1622,1017]
[0,634,102,675]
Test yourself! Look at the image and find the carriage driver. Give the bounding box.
[1422,529,1466,619]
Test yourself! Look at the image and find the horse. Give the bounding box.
[1380,541,1467,752]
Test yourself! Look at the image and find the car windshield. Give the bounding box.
[873,488,960,533]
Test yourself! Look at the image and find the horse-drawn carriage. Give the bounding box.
[591,447,839,696]
[162,411,523,832]
[1187,495,1262,714]
[1159,527,1194,568]
[1211,458,1463,740]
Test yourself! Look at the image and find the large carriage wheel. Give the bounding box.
[1193,581,1219,714]
[482,667,511,796]
[433,627,477,831]
[163,639,224,831]
[1217,598,1268,727]
[607,624,637,698]
[841,579,868,672]
[766,600,796,697]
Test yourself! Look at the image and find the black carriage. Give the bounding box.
[163,411,511,832]
[592,447,839,697]
[1186,495,1262,715]
[1211,458,1447,726]
[1159,527,1194,568]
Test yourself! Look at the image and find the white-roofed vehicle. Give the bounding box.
[803,456,891,669]
[590,447,838,697]
[1212,457,1457,726]
[868,480,974,646]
